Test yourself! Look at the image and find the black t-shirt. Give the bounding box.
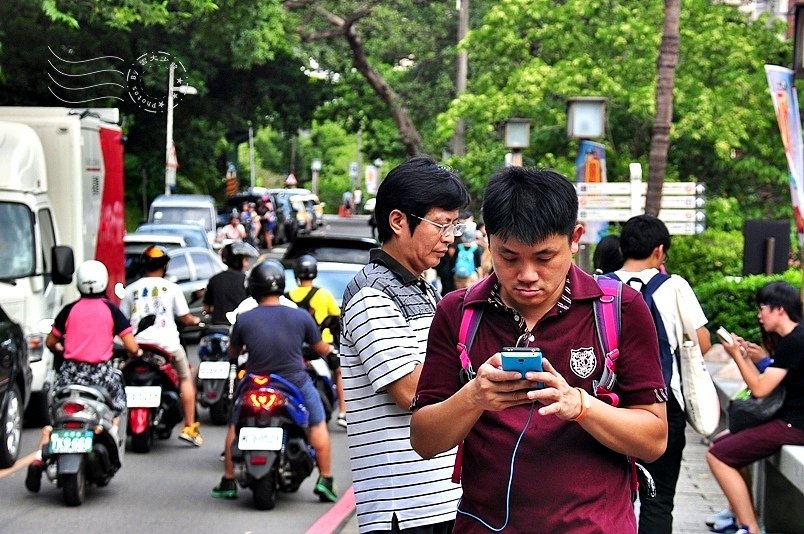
[203,270,248,325]
[771,323,804,429]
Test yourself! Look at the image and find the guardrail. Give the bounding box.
[707,358,804,533]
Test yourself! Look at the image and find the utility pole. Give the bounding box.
[452,0,469,157]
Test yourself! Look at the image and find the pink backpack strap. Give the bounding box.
[593,274,642,496]
[592,275,622,407]
[451,287,483,483]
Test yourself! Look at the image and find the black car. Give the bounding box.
[0,303,32,468]
[282,235,378,264]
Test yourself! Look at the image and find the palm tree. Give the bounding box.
[645,0,680,216]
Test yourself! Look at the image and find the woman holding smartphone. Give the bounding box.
[706,281,804,534]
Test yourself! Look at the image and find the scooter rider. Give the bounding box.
[120,245,204,447]
[212,258,338,502]
[203,241,259,325]
[25,260,140,492]
[286,254,348,428]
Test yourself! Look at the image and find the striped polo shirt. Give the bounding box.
[340,249,461,533]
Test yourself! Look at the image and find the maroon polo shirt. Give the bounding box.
[413,264,664,533]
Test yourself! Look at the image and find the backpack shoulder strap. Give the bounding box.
[292,287,319,314]
[593,274,643,496]
[592,275,622,408]
[452,285,484,484]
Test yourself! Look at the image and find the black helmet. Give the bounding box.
[142,245,170,272]
[221,241,259,270]
[247,258,286,300]
[293,254,317,280]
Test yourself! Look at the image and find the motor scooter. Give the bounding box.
[121,344,183,453]
[196,325,237,425]
[231,372,316,510]
[35,383,125,506]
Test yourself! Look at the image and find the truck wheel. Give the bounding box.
[130,430,153,453]
[0,384,23,468]
[252,471,277,510]
[62,458,86,506]
[209,399,229,426]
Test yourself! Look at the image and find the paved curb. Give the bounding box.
[307,484,356,534]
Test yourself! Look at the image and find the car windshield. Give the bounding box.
[151,207,212,230]
[137,225,207,248]
[0,202,35,279]
[284,266,361,305]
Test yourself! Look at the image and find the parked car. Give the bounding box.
[0,302,32,468]
[135,223,211,250]
[282,235,378,265]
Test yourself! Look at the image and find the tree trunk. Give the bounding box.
[645,0,680,216]
[286,1,423,156]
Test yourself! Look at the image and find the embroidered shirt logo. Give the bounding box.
[570,347,597,379]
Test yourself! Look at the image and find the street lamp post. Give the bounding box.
[504,118,531,166]
[165,61,197,195]
[311,159,322,197]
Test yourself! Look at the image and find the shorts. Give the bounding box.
[55,360,126,414]
[171,345,191,380]
[708,417,804,468]
[229,376,325,426]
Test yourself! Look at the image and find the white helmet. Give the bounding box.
[76,260,109,296]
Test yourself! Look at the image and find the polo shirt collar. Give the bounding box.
[369,248,422,286]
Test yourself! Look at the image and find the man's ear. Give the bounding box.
[388,209,407,237]
[570,224,584,254]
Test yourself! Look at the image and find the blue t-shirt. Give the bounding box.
[230,304,322,388]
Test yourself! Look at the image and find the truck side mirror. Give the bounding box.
[51,245,75,285]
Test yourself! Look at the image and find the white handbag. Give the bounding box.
[675,284,721,436]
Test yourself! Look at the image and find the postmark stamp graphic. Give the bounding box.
[126,51,191,113]
[47,46,125,104]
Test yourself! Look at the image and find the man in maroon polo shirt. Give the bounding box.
[411,167,669,533]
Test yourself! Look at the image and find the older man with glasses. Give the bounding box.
[339,155,470,534]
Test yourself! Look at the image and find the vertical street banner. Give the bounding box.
[765,65,804,246]
[576,140,608,244]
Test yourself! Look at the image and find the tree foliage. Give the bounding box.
[439,0,792,219]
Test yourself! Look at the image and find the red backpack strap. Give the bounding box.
[592,275,622,407]
[451,286,483,484]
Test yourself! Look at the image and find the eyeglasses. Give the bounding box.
[409,214,466,237]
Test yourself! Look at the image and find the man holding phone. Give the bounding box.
[411,167,669,533]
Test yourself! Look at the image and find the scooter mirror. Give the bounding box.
[36,318,54,335]
[114,282,126,300]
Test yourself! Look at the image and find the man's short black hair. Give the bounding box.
[619,215,671,261]
[375,155,470,243]
[482,167,577,245]
[757,281,803,323]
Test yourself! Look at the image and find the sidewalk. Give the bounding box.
[336,425,728,533]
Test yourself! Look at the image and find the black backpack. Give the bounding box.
[607,272,673,387]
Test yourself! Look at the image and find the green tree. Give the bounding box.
[438,0,791,216]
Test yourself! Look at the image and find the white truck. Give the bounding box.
[0,107,126,423]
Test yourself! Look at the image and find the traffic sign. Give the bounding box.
[574,182,705,195]
[578,194,705,209]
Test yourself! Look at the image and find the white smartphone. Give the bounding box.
[716,326,734,345]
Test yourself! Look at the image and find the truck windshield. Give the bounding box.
[0,202,35,279]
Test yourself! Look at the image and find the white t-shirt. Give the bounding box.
[612,268,708,406]
[121,276,189,353]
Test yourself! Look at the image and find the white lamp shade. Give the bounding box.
[504,118,531,149]
[567,97,606,139]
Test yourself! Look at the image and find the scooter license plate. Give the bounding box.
[198,361,231,380]
[125,386,162,408]
[49,429,94,454]
[238,427,284,451]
